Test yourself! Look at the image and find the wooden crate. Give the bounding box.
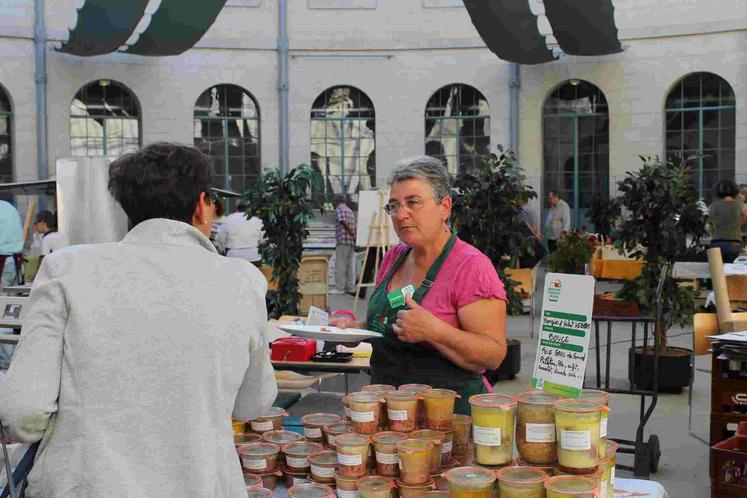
[592,293,640,317]
[298,256,329,313]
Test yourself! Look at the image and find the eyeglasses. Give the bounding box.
[208,191,220,204]
[384,197,427,216]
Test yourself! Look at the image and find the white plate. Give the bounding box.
[277,324,382,342]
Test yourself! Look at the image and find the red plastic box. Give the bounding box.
[271,337,317,362]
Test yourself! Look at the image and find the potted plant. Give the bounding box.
[245,164,323,318]
[547,229,598,275]
[614,156,707,392]
[584,194,621,242]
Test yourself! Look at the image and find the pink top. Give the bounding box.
[376,237,507,330]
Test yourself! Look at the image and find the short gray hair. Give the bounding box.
[387,156,452,202]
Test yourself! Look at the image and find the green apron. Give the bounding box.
[366,233,487,414]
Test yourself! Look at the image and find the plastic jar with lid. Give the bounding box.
[516,391,561,465]
[451,415,472,456]
[410,430,446,475]
[516,457,555,476]
[287,482,336,498]
[443,466,496,498]
[244,472,263,490]
[440,429,454,465]
[399,384,432,428]
[578,389,611,459]
[336,471,361,498]
[335,433,371,477]
[396,478,435,498]
[246,488,274,498]
[357,476,395,498]
[552,399,603,474]
[468,393,517,466]
[349,393,382,434]
[495,466,547,498]
[605,440,618,498]
[247,469,283,490]
[543,476,597,498]
[238,442,281,473]
[262,430,305,446]
[308,450,339,483]
[250,407,288,433]
[385,391,419,432]
[233,419,248,435]
[282,441,326,473]
[372,431,408,477]
[397,439,433,485]
[283,468,311,488]
[235,432,263,452]
[323,422,353,449]
[301,413,343,442]
[362,385,396,429]
[422,390,459,430]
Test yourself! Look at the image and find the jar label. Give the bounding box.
[311,464,335,478]
[611,467,615,485]
[251,420,273,432]
[242,457,266,470]
[338,453,363,466]
[351,410,375,422]
[560,430,591,450]
[338,490,359,498]
[525,423,556,443]
[286,456,309,468]
[473,426,502,446]
[305,427,322,438]
[327,435,336,446]
[442,441,452,453]
[600,479,609,498]
[376,451,399,464]
[387,409,408,421]
[600,414,608,438]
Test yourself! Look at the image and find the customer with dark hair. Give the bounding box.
[709,179,746,263]
[32,209,69,263]
[0,142,277,497]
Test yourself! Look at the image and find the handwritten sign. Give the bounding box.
[531,273,595,397]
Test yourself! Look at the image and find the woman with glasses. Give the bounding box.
[334,156,507,414]
[0,143,277,497]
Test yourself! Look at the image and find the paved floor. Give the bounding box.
[295,273,711,495]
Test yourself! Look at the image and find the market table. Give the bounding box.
[270,356,370,393]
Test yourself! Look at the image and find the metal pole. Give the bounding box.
[508,62,520,156]
[34,0,48,211]
[277,0,289,175]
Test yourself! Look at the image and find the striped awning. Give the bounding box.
[544,0,623,56]
[58,0,149,56]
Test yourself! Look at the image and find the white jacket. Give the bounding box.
[0,219,277,498]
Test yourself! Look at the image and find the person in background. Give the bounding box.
[545,190,571,254]
[210,196,226,251]
[0,143,277,497]
[709,179,746,263]
[0,199,23,288]
[33,210,70,264]
[216,201,265,265]
[331,194,357,296]
[518,198,545,268]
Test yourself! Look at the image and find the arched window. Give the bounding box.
[425,84,490,175]
[543,80,609,229]
[70,80,141,157]
[0,85,11,186]
[665,72,736,201]
[194,84,260,192]
[310,86,375,202]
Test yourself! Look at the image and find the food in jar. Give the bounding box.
[443,466,496,498]
[397,439,433,485]
[283,442,326,473]
[578,390,611,459]
[495,466,547,498]
[238,442,281,473]
[308,474,337,488]
[235,432,263,452]
[543,475,597,498]
[357,476,395,498]
[336,471,361,498]
[244,472,263,490]
[323,422,353,449]
[451,415,472,456]
[516,391,561,465]
[302,413,343,442]
[372,431,408,477]
[410,430,446,474]
[262,430,305,446]
[250,407,288,433]
[605,440,618,498]
[349,393,382,434]
[247,469,283,491]
[246,488,274,498]
[283,468,311,488]
[308,450,339,483]
[336,433,371,477]
[398,384,432,428]
[468,394,517,466]
[362,385,396,430]
[516,457,555,476]
[233,419,248,435]
[385,391,419,432]
[440,429,454,466]
[396,478,435,498]
[423,390,458,430]
[287,482,336,498]
[553,399,602,474]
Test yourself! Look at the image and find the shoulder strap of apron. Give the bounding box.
[411,232,457,304]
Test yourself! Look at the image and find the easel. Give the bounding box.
[353,189,393,314]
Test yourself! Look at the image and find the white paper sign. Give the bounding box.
[531,273,595,397]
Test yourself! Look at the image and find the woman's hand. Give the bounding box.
[393,295,439,343]
[329,316,356,329]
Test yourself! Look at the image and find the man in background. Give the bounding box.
[331,194,356,296]
[0,199,23,288]
[545,190,571,254]
[33,210,70,264]
[216,201,265,265]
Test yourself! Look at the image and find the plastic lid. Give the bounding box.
[468,393,517,409]
[235,433,263,445]
[544,476,596,493]
[308,450,338,465]
[246,489,274,498]
[372,431,408,445]
[395,479,435,489]
[397,439,433,453]
[444,466,496,489]
[324,422,353,435]
[552,399,603,413]
[301,413,342,426]
[516,391,562,405]
[334,433,371,447]
[348,392,380,403]
[515,457,553,471]
[238,442,281,457]
[495,466,547,485]
[385,391,418,401]
[283,441,325,456]
[287,483,335,498]
[578,389,611,405]
[262,430,304,445]
[411,430,446,442]
[357,477,394,490]
[254,407,287,419]
[362,384,396,392]
[424,388,459,399]
[398,383,432,392]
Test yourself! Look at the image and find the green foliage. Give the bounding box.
[584,194,620,240]
[245,165,323,318]
[614,156,708,349]
[548,230,597,273]
[451,146,537,315]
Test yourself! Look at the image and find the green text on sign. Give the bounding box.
[540,339,584,353]
[544,310,587,322]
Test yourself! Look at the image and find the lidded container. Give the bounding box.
[323,422,353,449]
[372,431,408,477]
[348,393,382,434]
[544,476,597,498]
[282,441,326,473]
[451,415,472,456]
[443,466,496,498]
[516,391,561,465]
[362,385,396,429]
[308,450,338,483]
[385,391,419,432]
[605,440,619,497]
[250,407,288,433]
[238,442,281,473]
[399,384,432,428]
[244,473,263,490]
[423,389,459,430]
[396,479,436,498]
[287,482,336,498]
[335,472,361,498]
[495,466,548,498]
[233,419,248,434]
[262,430,304,446]
[356,476,395,498]
[235,432,263,451]
[440,429,454,465]
[246,489,274,498]
[552,399,603,474]
[335,433,371,477]
[468,393,517,466]
[410,429,446,474]
[397,439,434,485]
[301,413,343,441]
[578,389,611,458]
